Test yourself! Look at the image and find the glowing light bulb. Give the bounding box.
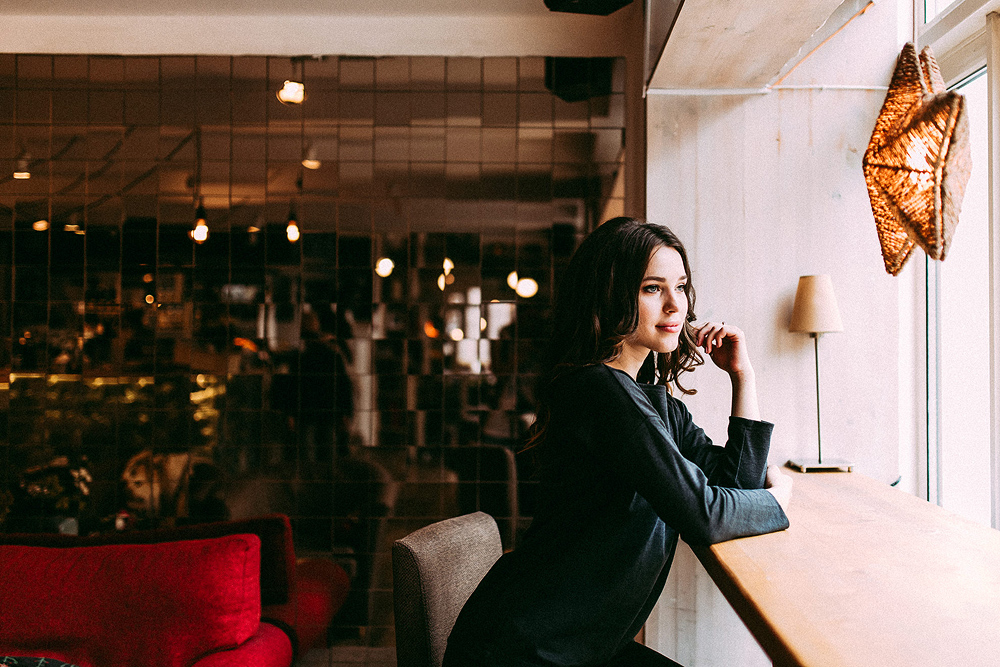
[443,258,454,275]
[190,221,209,243]
[286,221,300,243]
[437,274,446,291]
[449,328,464,341]
[507,271,519,290]
[277,80,306,105]
[375,257,395,277]
[32,220,49,232]
[515,277,538,298]
[190,201,209,243]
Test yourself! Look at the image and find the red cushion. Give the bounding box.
[0,513,295,605]
[193,623,294,667]
[0,534,262,667]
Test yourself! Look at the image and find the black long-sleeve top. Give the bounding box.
[443,363,789,667]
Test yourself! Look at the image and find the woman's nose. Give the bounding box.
[663,292,678,313]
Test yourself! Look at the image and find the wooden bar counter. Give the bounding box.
[690,469,1000,667]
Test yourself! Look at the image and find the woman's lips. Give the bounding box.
[657,323,682,333]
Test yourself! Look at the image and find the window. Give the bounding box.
[924,0,949,22]
[929,68,991,526]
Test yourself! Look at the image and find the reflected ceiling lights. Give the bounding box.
[286,202,300,243]
[301,145,321,170]
[277,80,306,105]
[13,152,30,180]
[190,200,209,244]
[375,257,395,277]
[515,277,539,298]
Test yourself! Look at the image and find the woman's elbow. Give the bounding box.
[680,521,729,546]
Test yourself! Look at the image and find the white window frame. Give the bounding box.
[918,0,1000,528]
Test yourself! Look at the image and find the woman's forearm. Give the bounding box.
[730,368,761,421]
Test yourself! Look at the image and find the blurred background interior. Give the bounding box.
[0,53,626,657]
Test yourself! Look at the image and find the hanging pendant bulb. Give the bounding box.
[286,201,300,243]
[301,144,321,170]
[13,151,30,180]
[190,199,209,244]
[277,58,307,105]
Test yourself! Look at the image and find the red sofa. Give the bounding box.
[0,514,350,665]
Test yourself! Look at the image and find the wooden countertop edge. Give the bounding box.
[690,540,847,667]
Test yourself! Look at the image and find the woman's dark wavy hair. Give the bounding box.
[524,217,703,449]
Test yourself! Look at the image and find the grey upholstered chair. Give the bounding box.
[392,511,503,667]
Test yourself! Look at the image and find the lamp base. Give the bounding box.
[786,457,854,473]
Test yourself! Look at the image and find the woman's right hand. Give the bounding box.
[764,465,793,513]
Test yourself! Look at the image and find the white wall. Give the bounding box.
[644,0,910,662]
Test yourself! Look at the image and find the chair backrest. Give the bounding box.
[392,512,502,667]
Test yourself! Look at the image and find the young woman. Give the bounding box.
[443,217,792,667]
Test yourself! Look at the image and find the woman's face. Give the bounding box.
[623,245,689,357]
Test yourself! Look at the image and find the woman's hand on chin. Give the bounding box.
[694,321,754,378]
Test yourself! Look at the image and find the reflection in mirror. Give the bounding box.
[0,53,626,650]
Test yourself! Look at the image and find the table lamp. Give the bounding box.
[787,275,853,473]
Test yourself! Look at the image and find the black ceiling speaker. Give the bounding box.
[543,0,634,15]
[545,57,615,103]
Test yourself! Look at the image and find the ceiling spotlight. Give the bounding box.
[13,152,30,180]
[189,200,209,244]
[286,202,300,243]
[301,145,321,170]
[277,80,306,105]
[32,219,49,232]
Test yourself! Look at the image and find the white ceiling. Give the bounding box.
[12,0,550,16]
[0,1,631,57]
[0,0,853,91]
[649,0,851,90]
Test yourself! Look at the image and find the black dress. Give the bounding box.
[443,363,789,667]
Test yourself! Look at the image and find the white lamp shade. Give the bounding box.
[789,274,844,333]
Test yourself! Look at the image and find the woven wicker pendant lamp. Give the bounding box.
[862,43,972,275]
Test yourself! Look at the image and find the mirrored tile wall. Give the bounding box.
[0,54,625,641]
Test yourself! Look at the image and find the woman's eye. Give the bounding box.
[675,283,687,292]
[642,284,660,293]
